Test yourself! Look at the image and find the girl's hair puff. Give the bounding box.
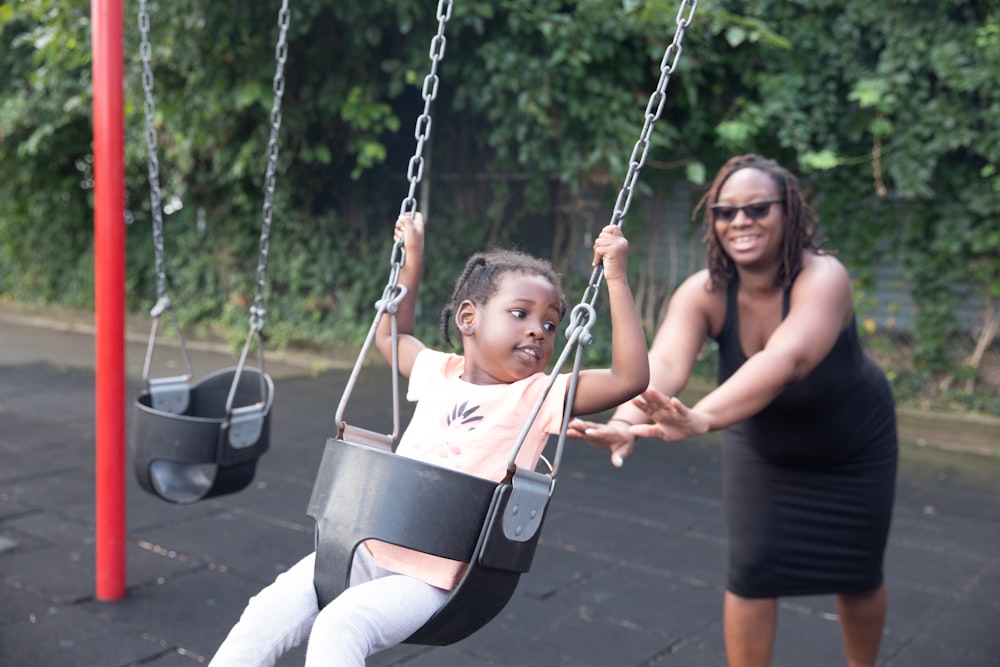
[439,249,567,348]
[694,154,827,291]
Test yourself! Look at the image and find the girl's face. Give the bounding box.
[713,167,785,271]
[459,272,562,385]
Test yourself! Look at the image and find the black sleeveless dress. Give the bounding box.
[714,278,898,598]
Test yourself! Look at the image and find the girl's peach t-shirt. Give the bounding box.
[366,349,569,589]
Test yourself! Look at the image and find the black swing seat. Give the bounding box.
[307,433,554,646]
[131,367,274,504]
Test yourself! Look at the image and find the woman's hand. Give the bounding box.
[630,388,711,442]
[567,418,636,468]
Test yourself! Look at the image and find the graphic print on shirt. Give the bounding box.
[440,400,484,457]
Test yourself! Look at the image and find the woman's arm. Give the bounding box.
[631,254,853,440]
[617,270,714,424]
[567,269,714,464]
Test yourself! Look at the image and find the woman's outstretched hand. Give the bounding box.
[630,388,710,442]
[566,418,635,468]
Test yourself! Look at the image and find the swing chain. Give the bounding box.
[398,0,453,219]
[385,0,454,302]
[249,0,292,333]
[509,0,698,476]
[138,1,289,334]
[336,0,453,440]
[384,0,453,313]
[573,0,697,325]
[137,0,167,303]
[136,0,198,384]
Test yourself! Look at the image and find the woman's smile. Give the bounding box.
[728,232,763,253]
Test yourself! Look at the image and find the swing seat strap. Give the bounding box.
[337,423,394,452]
[227,403,266,449]
[476,470,551,574]
[499,468,550,543]
[148,375,191,414]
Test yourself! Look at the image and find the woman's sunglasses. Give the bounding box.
[710,199,783,223]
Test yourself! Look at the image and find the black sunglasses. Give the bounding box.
[711,199,783,223]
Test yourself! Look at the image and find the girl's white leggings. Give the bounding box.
[208,549,450,667]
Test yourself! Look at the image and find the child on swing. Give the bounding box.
[209,211,649,667]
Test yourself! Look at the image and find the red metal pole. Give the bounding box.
[91,0,127,601]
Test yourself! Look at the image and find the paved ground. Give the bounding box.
[1,309,999,666]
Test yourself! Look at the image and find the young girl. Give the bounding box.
[209,212,649,667]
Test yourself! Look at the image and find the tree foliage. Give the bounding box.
[724,1,1000,373]
[1,0,998,405]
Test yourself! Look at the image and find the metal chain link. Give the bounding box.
[572,0,698,325]
[249,0,291,333]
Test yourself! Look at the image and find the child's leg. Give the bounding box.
[209,552,320,667]
[305,549,450,667]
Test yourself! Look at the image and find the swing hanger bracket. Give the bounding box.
[249,304,267,332]
[150,295,171,318]
[564,303,597,349]
[376,285,409,316]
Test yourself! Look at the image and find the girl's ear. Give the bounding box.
[455,300,476,337]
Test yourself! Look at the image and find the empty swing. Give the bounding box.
[129,0,291,505]
[307,0,698,646]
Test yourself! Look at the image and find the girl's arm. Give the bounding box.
[568,225,650,417]
[374,212,426,378]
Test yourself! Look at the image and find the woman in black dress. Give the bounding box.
[570,154,898,667]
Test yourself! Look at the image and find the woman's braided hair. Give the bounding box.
[440,248,567,348]
[694,154,827,291]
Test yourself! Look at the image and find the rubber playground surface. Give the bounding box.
[1,308,999,666]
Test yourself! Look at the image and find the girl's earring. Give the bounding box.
[463,326,474,336]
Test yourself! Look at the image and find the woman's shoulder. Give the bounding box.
[675,268,715,295]
[667,269,726,334]
[673,269,726,308]
[797,252,851,287]
[792,253,854,324]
